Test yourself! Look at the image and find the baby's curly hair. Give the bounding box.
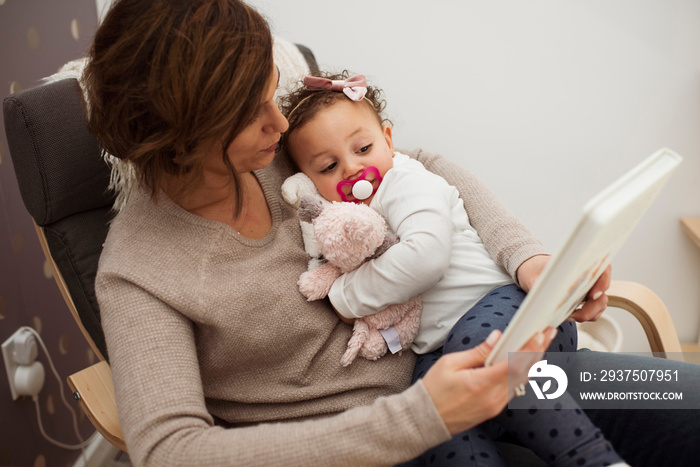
[278,71,390,165]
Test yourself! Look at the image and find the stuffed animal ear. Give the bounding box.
[298,196,325,222]
[281,172,322,208]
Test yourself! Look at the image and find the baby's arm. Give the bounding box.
[409,149,549,281]
[329,166,455,320]
[328,231,400,324]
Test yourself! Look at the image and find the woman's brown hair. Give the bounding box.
[83,0,273,212]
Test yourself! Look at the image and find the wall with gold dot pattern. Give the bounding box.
[0,1,101,465]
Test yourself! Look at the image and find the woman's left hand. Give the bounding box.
[516,255,611,323]
[568,264,611,323]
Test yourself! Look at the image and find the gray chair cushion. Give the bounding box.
[42,208,114,358]
[4,78,114,358]
[3,79,113,225]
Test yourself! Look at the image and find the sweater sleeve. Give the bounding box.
[406,148,549,281]
[97,273,451,467]
[329,165,455,319]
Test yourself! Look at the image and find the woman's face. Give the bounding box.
[287,99,394,204]
[223,67,289,174]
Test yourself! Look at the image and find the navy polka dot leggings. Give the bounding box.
[400,284,624,467]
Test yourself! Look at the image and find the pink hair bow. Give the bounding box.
[303,75,368,101]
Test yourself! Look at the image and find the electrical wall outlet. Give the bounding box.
[2,327,39,400]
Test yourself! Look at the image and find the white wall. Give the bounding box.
[249,0,700,349]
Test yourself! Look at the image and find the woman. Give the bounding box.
[84,1,696,466]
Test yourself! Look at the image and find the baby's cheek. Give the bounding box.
[320,181,342,202]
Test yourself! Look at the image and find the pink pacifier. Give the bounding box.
[336,167,383,203]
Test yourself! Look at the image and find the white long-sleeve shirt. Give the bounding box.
[329,152,513,354]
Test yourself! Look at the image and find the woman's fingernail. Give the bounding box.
[535,332,544,345]
[486,330,499,346]
[549,328,558,340]
[592,291,603,301]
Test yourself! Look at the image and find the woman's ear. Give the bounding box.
[382,124,394,151]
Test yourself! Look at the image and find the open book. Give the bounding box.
[486,148,683,366]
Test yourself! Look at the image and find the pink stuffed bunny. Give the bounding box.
[296,196,422,366]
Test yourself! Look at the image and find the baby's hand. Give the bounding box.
[298,263,342,300]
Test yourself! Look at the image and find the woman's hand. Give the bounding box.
[421,328,556,435]
[516,255,612,323]
[568,264,611,323]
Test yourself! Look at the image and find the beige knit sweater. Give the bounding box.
[95,149,546,466]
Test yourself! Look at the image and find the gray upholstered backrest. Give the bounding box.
[4,79,113,225]
[4,78,114,358]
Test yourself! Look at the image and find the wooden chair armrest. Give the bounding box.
[67,361,126,452]
[607,280,683,358]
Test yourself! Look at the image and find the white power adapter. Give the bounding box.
[12,327,39,364]
[2,326,88,454]
[2,327,46,400]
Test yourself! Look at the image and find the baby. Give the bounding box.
[281,73,529,354]
[278,71,628,467]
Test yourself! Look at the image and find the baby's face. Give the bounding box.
[287,99,394,204]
